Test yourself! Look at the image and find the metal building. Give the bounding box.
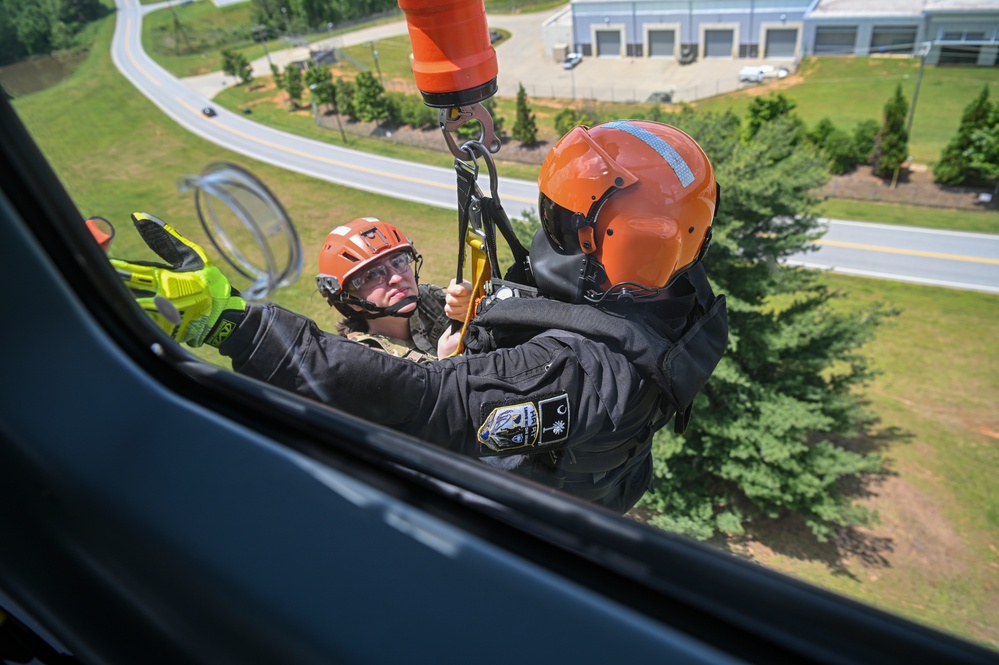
[542,0,999,66]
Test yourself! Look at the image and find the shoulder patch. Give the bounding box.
[538,393,571,446]
[477,393,571,453]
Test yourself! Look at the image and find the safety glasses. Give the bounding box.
[349,251,415,292]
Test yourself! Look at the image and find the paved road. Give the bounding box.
[112,0,999,294]
[789,221,999,293]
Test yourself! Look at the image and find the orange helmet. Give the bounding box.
[315,217,423,319]
[532,120,717,304]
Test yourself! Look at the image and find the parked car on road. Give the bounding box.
[562,52,582,69]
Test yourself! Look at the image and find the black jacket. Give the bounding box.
[219,268,727,514]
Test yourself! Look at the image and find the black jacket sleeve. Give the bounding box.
[220,304,643,459]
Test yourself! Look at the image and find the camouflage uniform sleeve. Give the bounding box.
[346,330,432,363]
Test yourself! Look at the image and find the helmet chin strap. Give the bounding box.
[340,293,420,320]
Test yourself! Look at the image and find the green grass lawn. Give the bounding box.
[818,198,999,234]
[694,56,999,165]
[750,273,999,650]
[142,1,262,77]
[11,9,999,651]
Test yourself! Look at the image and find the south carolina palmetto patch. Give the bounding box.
[477,393,571,453]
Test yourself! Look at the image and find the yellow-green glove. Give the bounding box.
[110,213,246,348]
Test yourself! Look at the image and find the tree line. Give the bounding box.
[0,0,108,65]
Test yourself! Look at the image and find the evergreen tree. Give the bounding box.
[512,83,539,146]
[872,84,909,179]
[965,104,999,189]
[283,63,304,109]
[934,85,993,186]
[636,107,890,542]
[553,107,594,137]
[852,119,880,166]
[352,71,387,122]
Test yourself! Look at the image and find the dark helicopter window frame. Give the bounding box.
[2,94,995,665]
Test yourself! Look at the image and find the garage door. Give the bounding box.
[815,26,857,54]
[596,29,621,57]
[870,26,917,54]
[939,45,980,65]
[648,29,675,57]
[704,29,733,58]
[765,28,797,58]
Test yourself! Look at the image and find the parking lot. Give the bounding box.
[187,9,793,105]
[489,10,794,104]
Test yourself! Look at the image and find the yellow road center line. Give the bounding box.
[125,21,160,87]
[815,239,999,265]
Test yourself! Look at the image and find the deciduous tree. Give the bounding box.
[351,71,387,122]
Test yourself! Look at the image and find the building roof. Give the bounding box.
[810,0,999,18]
[924,0,999,12]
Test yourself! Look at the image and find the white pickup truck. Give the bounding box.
[738,65,789,83]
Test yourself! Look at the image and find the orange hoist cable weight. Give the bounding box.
[399,0,498,108]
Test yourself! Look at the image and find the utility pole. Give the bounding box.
[254,25,272,68]
[892,41,931,189]
[906,41,932,139]
[370,42,383,82]
[167,0,194,56]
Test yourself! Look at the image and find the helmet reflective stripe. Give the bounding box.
[603,120,695,188]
